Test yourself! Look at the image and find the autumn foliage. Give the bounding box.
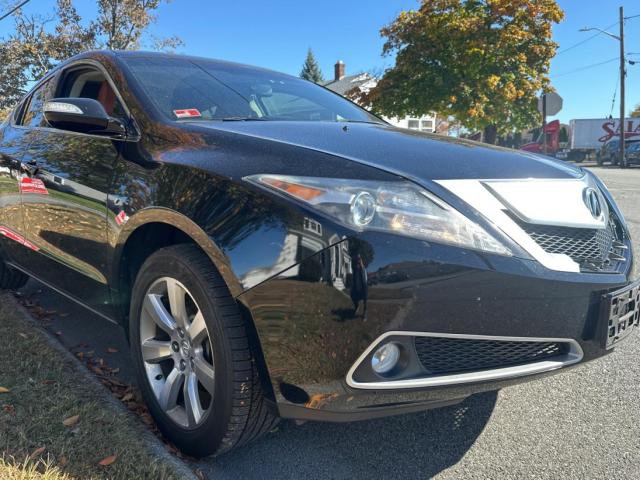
[368,0,564,143]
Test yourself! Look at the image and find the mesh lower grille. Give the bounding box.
[414,337,569,375]
[513,216,621,272]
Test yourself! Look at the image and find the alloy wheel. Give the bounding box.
[139,277,215,429]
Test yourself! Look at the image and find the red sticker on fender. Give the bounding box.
[173,109,201,119]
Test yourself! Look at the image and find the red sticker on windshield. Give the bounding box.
[173,109,201,119]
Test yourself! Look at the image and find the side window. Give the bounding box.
[58,67,127,121]
[20,78,52,128]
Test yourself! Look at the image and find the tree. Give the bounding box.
[0,0,182,109]
[300,48,324,83]
[630,104,640,118]
[366,0,564,144]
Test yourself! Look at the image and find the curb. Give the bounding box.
[2,292,198,480]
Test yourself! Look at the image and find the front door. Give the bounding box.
[18,65,128,314]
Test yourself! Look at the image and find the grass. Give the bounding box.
[0,293,187,480]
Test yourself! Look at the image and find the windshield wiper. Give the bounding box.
[338,120,384,125]
[220,117,269,122]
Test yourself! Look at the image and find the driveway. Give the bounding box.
[15,165,640,479]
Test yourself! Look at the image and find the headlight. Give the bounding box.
[245,174,511,256]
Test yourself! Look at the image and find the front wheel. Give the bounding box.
[129,245,278,457]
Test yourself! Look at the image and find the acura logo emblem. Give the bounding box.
[583,188,602,219]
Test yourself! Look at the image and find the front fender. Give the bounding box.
[109,206,243,297]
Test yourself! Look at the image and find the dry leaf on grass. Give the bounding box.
[107,347,118,353]
[58,456,68,467]
[29,447,45,459]
[62,414,80,427]
[98,454,117,466]
[0,387,10,393]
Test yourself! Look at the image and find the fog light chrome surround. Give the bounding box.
[346,331,583,390]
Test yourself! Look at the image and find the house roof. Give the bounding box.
[322,73,375,95]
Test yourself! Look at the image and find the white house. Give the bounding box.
[322,60,440,134]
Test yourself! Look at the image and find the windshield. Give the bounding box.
[122,56,382,124]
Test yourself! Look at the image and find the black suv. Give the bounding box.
[0,51,637,456]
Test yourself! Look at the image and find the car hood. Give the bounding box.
[194,121,583,181]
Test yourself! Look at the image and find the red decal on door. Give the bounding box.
[173,109,201,119]
[19,177,49,195]
[0,226,24,244]
[0,225,40,252]
[22,239,40,252]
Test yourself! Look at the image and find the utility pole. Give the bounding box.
[580,8,627,168]
[619,5,626,168]
[542,94,547,155]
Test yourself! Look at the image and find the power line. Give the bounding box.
[610,72,618,118]
[551,57,619,78]
[0,0,30,22]
[556,21,618,56]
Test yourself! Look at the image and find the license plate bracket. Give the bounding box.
[601,280,640,349]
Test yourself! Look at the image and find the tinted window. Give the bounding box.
[122,56,381,123]
[21,78,52,128]
[58,68,127,120]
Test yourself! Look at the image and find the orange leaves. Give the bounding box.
[98,454,117,466]
[373,0,563,137]
[0,387,10,394]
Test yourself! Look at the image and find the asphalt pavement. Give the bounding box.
[14,164,640,479]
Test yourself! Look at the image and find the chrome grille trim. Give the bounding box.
[346,331,583,390]
[435,177,629,273]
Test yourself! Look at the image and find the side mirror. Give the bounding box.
[43,98,126,138]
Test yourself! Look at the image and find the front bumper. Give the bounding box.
[239,230,635,422]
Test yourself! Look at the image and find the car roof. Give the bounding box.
[62,50,289,78]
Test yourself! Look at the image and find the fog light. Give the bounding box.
[371,342,400,374]
[351,191,376,226]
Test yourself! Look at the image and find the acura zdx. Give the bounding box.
[0,51,637,457]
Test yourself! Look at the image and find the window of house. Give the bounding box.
[407,119,419,130]
[421,120,433,131]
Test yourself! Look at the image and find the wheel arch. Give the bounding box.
[111,207,243,321]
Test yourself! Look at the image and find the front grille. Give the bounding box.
[414,337,569,375]
[513,215,624,272]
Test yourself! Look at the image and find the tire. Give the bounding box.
[129,244,278,457]
[0,259,28,290]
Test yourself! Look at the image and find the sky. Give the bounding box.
[1,0,639,124]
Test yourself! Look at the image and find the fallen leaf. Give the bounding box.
[0,387,10,394]
[30,447,45,459]
[107,347,118,353]
[42,379,57,385]
[58,456,68,467]
[98,454,117,466]
[121,393,134,402]
[55,331,62,336]
[195,469,206,480]
[62,415,80,427]
[18,333,28,339]
[3,404,15,414]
